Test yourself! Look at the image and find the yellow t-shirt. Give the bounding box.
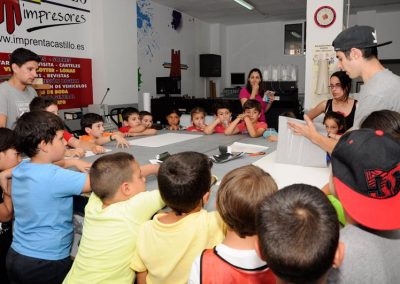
[63,190,164,284]
[130,210,225,284]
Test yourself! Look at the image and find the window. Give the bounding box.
[284,22,306,55]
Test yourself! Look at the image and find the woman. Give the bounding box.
[239,68,275,123]
[307,71,357,130]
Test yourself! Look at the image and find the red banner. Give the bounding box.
[0,53,93,109]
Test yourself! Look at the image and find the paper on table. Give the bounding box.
[277,116,327,167]
[129,133,202,147]
[253,151,330,189]
[229,142,268,153]
[85,148,112,157]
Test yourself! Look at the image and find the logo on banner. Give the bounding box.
[0,0,89,34]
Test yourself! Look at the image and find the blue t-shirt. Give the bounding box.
[11,161,86,260]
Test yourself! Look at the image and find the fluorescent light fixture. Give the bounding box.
[233,0,254,10]
[290,31,301,39]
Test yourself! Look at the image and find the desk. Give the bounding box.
[83,131,277,211]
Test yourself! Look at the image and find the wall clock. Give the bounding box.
[314,6,336,28]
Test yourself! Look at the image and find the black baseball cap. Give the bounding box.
[331,129,400,230]
[332,25,392,51]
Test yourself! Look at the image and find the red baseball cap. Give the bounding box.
[331,129,400,230]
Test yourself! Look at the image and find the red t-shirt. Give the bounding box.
[118,126,130,133]
[63,130,74,142]
[237,121,267,134]
[214,123,226,134]
[186,125,204,132]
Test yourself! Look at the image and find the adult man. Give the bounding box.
[0,48,40,128]
[289,25,400,153]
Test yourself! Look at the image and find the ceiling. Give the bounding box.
[151,0,400,25]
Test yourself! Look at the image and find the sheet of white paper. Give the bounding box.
[229,142,268,153]
[277,116,327,167]
[85,148,112,157]
[253,151,330,189]
[129,133,202,147]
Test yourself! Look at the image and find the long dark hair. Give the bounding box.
[361,110,400,140]
[245,68,264,95]
[330,71,352,101]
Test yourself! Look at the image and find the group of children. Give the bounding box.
[1,105,399,283]
[167,99,274,138]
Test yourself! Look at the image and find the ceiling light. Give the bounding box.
[233,0,254,10]
[290,31,301,39]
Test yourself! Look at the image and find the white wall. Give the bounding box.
[91,0,138,105]
[225,21,306,93]
[137,0,212,105]
[350,10,400,60]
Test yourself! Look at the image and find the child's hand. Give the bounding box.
[114,135,130,148]
[71,159,92,173]
[91,145,106,154]
[65,148,86,158]
[237,114,246,121]
[268,135,278,142]
[169,125,180,131]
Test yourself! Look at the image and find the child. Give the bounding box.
[225,99,267,137]
[189,165,277,283]
[0,128,21,284]
[323,111,346,140]
[186,107,207,132]
[29,96,105,156]
[5,111,91,284]
[203,102,232,134]
[63,153,164,284]
[257,184,343,284]
[80,113,130,148]
[328,129,400,283]
[119,108,157,136]
[130,152,225,284]
[360,109,400,140]
[139,110,154,129]
[165,109,183,130]
[263,111,297,142]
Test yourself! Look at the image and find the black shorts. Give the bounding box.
[6,248,72,284]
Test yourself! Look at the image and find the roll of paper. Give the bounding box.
[143,92,151,112]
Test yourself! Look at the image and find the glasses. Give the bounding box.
[329,83,342,89]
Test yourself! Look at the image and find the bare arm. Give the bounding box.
[0,114,7,128]
[0,180,13,222]
[244,118,266,138]
[74,138,105,154]
[224,115,242,135]
[140,164,160,177]
[54,159,92,173]
[81,176,91,193]
[203,118,220,135]
[306,100,327,120]
[127,125,147,134]
[136,271,148,284]
[288,115,337,154]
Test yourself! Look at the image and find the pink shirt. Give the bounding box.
[239,87,267,122]
[237,121,268,134]
[214,123,226,134]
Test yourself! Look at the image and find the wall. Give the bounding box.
[350,10,400,60]
[225,21,306,93]
[91,0,138,105]
[137,0,212,107]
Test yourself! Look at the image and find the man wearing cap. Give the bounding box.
[289,25,400,153]
[327,128,400,283]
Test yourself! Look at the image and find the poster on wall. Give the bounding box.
[0,0,92,109]
[310,44,337,108]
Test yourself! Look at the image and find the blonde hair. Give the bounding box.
[217,165,277,237]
